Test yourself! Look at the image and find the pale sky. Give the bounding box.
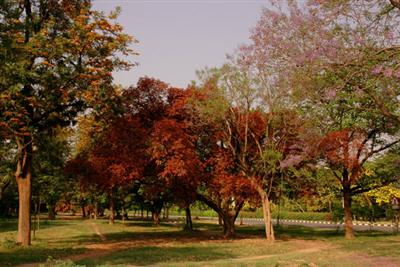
[92,0,267,88]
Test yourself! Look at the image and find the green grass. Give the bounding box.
[1,217,400,266]
[168,208,331,222]
[0,219,94,266]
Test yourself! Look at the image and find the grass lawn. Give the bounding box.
[1,217,400,266]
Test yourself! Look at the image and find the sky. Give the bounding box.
[92,0,268,88]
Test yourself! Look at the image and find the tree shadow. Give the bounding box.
[0,219,73,233]
[0,247,86,266]
[234,224,395,241]
[77,245,233,266]
[119,220,182,228]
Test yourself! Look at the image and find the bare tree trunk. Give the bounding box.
[260,191,275,242]
[343,184,354,239]
[218,214,223,226]
[15,141,32,246]
[251,179,275,242]
[184,207,193,231]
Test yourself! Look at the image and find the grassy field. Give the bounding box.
[0,217,400,266]
[166,208,331,222]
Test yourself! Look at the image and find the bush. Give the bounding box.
[271,211,330,221]
[40,258,84,267]
[171,206,331,221]
[0,236,17,249]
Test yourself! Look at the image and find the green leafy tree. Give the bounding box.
[0,0,135,245]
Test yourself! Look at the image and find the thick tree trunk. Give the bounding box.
[48,203,56,220]
[222,215,235,238]
[343,184,354,239]
[196,193,242,238]
[17,175,31,246]
[15,141,33,246]
[184,207,193,231]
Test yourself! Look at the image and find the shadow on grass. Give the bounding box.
[0,219,73,233]
[234,224,394,241]
[77,245,232,266]
[0,247,86,266]
[118,220,183,228]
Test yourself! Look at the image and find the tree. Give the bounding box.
[69,115,147,224]
[149,88,203,231]
[0,0,135,245]
[241,0,400,239]
[317,129,399,238]
[194,66,304,241]
[365,149,400,205]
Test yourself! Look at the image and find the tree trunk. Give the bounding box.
[109,191,115,225]
[123,209,128,221]
[343,184,354,239]
[48,203,56,220]
[16,172,32,246]
[15,141,33,246]
[251,179,275,242]
[94,201,98,220]
[218,214,223,226]
[222,215,235,238]
[153,211,160,226]
[260,191,275,242]
[81,204,86,218]
[184,207,193,231]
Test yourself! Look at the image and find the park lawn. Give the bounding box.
[0,218,399,266]
[0,218,94,266]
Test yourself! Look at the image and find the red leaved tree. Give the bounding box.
[318,128,400,238]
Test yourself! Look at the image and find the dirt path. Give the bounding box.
[87,221,106,241]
